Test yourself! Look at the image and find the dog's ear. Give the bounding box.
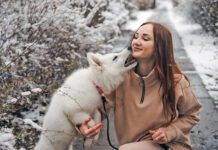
[87,52,102,70]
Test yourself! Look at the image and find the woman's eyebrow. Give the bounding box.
[142,33,151,37]
[134,33,151,38]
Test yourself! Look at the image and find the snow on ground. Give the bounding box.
[0,128,16,150]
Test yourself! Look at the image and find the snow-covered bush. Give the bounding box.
[0,0,131,149]
[191,0,218,36]
[131,0,156,10]
[172,0,183,6]
[173,0,218,36]
[0,0,130,105]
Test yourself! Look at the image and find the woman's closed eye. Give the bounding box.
[133,34,150,41]
[143,37,149,41]
[142,35,150,41]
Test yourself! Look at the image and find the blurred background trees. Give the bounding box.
[172,0,218,36]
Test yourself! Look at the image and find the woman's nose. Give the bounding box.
[134,38,141,46]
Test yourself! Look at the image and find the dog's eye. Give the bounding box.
[113,56,118,61]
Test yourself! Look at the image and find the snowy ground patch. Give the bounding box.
[0,128,16,150]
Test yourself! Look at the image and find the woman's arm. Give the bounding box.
[149,80,202,144]
[164,85,203,142]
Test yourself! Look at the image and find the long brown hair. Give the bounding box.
[138,21,186,124]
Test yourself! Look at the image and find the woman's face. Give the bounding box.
[131,24,155,61]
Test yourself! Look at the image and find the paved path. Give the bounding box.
[74,1,218,149]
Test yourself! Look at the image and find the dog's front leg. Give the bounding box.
[92,109,101,142]
[84,109,101,150]
[71,112,94,126]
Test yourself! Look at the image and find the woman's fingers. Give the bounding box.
[86,123,104,133]
[150,130,162,139]
[149,129,161,140]
[149,128,167,143]
[155,133,165,141]
[86,129,101,138]
[79,117,104,138]
[84,123,104,137]
[82,116,92,126]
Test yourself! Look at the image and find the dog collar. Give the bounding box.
[92,81,104,96]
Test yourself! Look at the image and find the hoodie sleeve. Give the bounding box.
[165,78,203,142]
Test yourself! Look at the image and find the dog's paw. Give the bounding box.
[87,119,95,127]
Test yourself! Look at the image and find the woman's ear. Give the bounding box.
[87,52,102,70]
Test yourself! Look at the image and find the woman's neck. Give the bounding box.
[135,59,155,77]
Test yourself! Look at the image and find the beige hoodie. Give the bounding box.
[106,69,202,149]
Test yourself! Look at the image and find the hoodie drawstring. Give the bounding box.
[139,77,145,104]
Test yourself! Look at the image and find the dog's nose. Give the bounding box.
[127,46,132,51]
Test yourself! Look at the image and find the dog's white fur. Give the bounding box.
[34,49,137,150]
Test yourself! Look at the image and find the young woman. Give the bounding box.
[78,21,202,150]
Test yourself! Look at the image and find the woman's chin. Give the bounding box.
[132,52,142,58]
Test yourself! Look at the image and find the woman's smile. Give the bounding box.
[133,47,142,52]
[131,24,155,60]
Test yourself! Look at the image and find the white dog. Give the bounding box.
[34,49,137,150]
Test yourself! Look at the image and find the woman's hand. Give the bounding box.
[149,128,168,144]
[79,117,104,138]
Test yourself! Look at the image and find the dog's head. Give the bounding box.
[87,49,137,92]
[87,49,137,75]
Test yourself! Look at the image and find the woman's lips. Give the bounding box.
[133,48,142,52]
